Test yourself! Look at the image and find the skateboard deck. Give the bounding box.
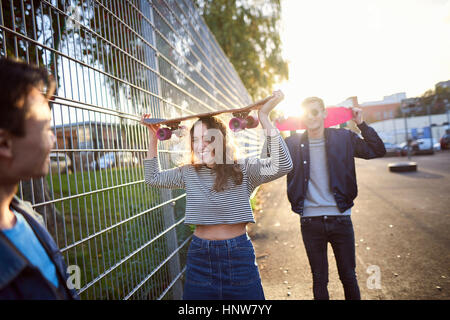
[275,106,353,131]
[144,96,273,140]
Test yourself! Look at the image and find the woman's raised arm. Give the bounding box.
[141,114,185,189]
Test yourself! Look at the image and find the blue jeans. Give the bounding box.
[300,215,361,300]
[183,233,265,300]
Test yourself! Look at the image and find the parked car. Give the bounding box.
[383,142,399,157]
[440,132,450,150]
[397,142,410,156]
[416,138,439,154]
[398,138,438,156]
[90,152,138,170]
[49,153,72,173]
[433,141,441,152]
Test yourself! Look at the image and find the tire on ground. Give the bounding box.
[388,162,417,172]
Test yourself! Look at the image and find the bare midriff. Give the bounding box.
[193,222,248,240]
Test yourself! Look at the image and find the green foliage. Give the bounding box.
[404,86,450,117]
[1,1,71,79]
[193,0,289,100]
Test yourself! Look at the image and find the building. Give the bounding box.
[359,93,406,123]
[52,121,128,171]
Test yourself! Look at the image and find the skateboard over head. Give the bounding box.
[275,106,354,131]
[143,96,273,140]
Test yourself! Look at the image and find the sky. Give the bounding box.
[275,0,450,116]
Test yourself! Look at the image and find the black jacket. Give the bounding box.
[0,196,79,300]
[284,122,386,216]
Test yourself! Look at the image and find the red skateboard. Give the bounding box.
[275,107,353,131]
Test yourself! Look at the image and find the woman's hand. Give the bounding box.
[141,114,160,138]
[141,114,160,158]
[258,90,284,118]
[257,90,284,131]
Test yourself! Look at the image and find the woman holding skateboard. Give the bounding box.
[141,90,292,300]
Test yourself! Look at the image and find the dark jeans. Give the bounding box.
[183,233,265,300]
[300,215,361,300]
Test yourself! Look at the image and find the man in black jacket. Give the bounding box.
[0,58,78,300]
[284,97,386,300]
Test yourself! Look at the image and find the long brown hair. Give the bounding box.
[190,116,243,192]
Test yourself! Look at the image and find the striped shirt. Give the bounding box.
[144,130,293,225]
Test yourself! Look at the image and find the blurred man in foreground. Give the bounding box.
[0,57,78,299]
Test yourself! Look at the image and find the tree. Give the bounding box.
[417,87,450,116]
[1,1,71,79]
[193,0,288,100]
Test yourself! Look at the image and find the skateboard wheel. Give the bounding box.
[245,115,259,129]
[156,127,172,141]
[229,118,247,132]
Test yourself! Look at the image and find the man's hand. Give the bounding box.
[351,107,363,125]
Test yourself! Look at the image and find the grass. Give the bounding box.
[43,165,191,299]
[250,186,262,212]
[39,165,258,299]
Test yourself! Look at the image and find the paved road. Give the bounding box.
[248,150,450,300]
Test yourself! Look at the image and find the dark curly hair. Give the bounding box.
[0,57,56,137]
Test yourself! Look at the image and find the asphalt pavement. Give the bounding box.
[248,150,450,300]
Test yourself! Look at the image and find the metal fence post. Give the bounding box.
[148,1,182,300]
[160,188,183,299]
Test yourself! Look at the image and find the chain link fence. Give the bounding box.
[1,0,262,299]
